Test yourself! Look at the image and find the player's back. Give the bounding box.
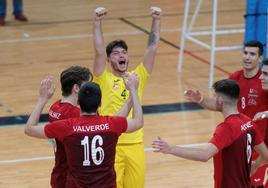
[64,133,118,188]
[229,70,268,157]
[60,115,127,188]
[48,100,80,188]
[212,114,260,188]
[49,100,80,122]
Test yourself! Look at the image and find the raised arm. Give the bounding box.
[24,76,55,139]
[123,73,144,133]
[152,137,218,162]
[184,90,219,111]
[116,96,132,117]
[93,7,108,76]
[143,7,162,74]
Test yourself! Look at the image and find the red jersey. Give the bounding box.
[48,100,80,122]
[210,113,262,188]
[229,70,268,187]
[44,115,127,188]
[48,100,80,188]
[229,70,268,140]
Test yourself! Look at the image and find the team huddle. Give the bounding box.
[24,6,268,188]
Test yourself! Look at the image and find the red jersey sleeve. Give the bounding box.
[209,122,233,150]
[228,70,241,81]
[228,73,235,80]
[107,116,127,135]
[44,120,70,142]
[48,101,80,122]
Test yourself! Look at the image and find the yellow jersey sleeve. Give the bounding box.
[93,63,149,143]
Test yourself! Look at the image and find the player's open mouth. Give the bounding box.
[119,60,126,65]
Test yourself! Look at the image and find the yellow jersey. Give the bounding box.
[93,63,149,144]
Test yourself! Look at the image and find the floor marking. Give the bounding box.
[0,143,206,164]
[0,24,243,44]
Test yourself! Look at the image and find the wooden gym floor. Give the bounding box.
[0,0,245,187]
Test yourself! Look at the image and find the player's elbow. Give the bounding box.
[196,155,210,162]
[24,126,31,136]
[199,156,210,162]
[135,118,144,130]
[140,119,144,129]
[134,112,144,130]
[198,152,213,162]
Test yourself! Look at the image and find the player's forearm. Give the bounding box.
[131,89,143,128]
[27,98,47,127]
[117,97,132,117]
[142,18,161,74]
[25,98,47,136]
[93,19,105,55]
[147,18,161,50]
[93,19,106,75]
[199,97,219,111]
[169,145,212,162]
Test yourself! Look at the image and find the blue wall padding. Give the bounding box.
[245,0,267,59]
[257,0,267,58]
[245,0,258,41]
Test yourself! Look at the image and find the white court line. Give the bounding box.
[0,24,244,44]
[0,143,206,164]
[0,156,54,164]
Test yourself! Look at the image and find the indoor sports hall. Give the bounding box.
[0,0,266,187]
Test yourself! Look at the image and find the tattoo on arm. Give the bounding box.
[148,32,157,47]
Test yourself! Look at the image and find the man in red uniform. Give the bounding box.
[48,66,92,188]
[252,59,268,187]
[184,40,268,188]
[153,79,268,188]
[24,73,143,188]
[253,59,268,122]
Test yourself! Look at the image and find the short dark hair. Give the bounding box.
[106,39,128,57]
[213,79,240,100]
[244,40,264,56]
[78,82,101,113]
[263,59,268,66]
[60,66,92,96]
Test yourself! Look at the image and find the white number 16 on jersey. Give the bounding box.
[81,135,105,166]
[246,133,252,164]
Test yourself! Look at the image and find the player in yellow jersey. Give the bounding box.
[92,6,162,188]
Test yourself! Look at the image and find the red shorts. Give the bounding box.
[251,164,268,187]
